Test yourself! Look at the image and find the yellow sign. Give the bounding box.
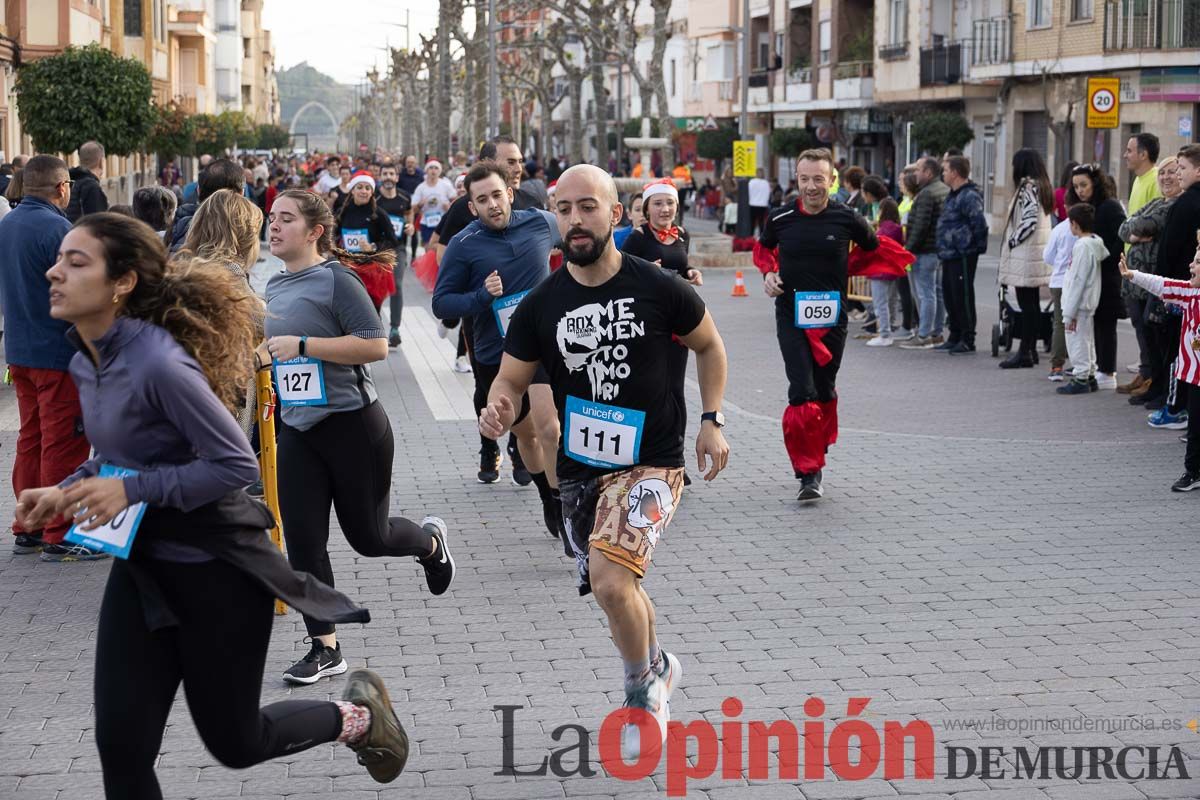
[1087,77,1120,129]
[733,140,757,177]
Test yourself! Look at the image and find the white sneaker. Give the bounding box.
[848,309,868,323]
[619,677,669,762]
[1095,372,1117,390]
[436,320,451,339]
[866,335,893,347]
[659,651,683,701]
[1126,362,1140,374]
[453,355,472,373]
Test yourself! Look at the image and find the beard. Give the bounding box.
[480,207,511,231]
[382,179,396,190]
[564,226,612,267]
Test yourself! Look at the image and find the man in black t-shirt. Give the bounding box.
[754,148,878,503]
[480,164,729,761]
[376,163,414,347]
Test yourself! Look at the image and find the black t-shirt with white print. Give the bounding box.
[504,254,707,482]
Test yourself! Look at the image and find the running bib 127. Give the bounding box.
[794,291,840,328]
[274,356,328,406]
[492,289,532,338]
[64,464,148,559]
[342,228,369,253]
[564,396,645,469]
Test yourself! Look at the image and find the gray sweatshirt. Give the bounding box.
[1062,234,1109,322]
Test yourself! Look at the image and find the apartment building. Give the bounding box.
[169,0,218,114]
[240,0,280,123]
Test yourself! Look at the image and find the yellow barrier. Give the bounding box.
[847,275,871,303]
[256,368,287,616]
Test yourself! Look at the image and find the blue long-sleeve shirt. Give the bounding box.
[432,207,559,365]
[0,196,76,370]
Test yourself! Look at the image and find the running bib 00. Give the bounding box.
[387,214,404,237]
[794,291,841,328]
[492,289,532,338]
[342,228,369,253]
[64,464,147,559]
[564,396,645,469]
[274,356,328,406]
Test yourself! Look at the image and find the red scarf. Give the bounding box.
[652,224,680,243]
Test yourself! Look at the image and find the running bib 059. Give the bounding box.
[794,291,840,328]
[64,464,148,559]
[342,228,370,253]
[274,356,328,406]
[387,214,404,237]
[564,396,645,469]
[492,289,532,338]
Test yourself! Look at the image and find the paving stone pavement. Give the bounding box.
[2,256,1199,800]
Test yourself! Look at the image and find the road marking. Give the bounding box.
[399,308,476,421]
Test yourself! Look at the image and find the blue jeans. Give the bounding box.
[869,278,895,336]
[911,253,944,338]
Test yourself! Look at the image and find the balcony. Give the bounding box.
[833,60,874,100]
[919,41,966,85]
[717,80,734,100]
[972,15,1012,65]
[1104,0,1200,49]
[878,41,909,60]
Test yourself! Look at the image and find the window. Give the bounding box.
[670,60,677,97]
[1027,0,1052,28]
[242,85,252,108]
[705,43,735,81]
[124,0,142,36]
[1021,111,1049,155]
[888,0,907,44]
[244,38,252,58]
[1070,0,1092,20]
[819,19,831,64]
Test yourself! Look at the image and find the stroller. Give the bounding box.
[991,284,1054,357]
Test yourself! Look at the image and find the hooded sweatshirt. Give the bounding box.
[1062,234,1108,323]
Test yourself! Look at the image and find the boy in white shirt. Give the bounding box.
[1042,202,1079,380]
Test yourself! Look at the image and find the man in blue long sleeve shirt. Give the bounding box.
[0,155,93,557]
[432,162,564,538]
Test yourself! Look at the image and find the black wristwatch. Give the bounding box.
[701,411,725,428]
[299,336,308,357]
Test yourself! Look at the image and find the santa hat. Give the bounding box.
[425,159,442,171]
[454,173,466,189]
[547,180,557,195]
[346,171,375,191]
[641,178,678,203]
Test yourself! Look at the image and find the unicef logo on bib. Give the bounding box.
[794,291,841,329]
[564,396,645,469]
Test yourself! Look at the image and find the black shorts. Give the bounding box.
[474,360,550,426]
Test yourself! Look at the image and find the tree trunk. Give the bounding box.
[434,0,453,158]
[568,72,584,164]
[650,0,672,158]
[590,60,608,165]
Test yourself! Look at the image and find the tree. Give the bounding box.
[192,110,256,156]
[15,44,154,156]
[147,102,195,160]
[911,111,974,158]
[769,127,816,158]
[697,126,738,175]
[256,124,292,151]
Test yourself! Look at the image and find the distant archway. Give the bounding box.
[289,101,340,136]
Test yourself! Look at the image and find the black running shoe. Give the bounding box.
[478,447,502,484]
[39,543,109,562]
[283,638,348,685]
[797,470,824,503]
[541,495,561,539]
[388,329,402,348]
[342,669,409,783]
[416,516,455,595]
[13,533,44,554]
[1170,472,1200,492]
[509,441,532,486]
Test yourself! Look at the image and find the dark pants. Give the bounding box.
[278,402,433,636]
[942,254,979,347]
[1146,317,1182,407]
[388,248,409,329]
[775,301,846,404]
[750,206,768,235]
[9,365,90,541]
[1126,293,1152,379]
[1093,312,1119,375]
[1014,286,1041,356]
[95,558,341,799]
[1186,382,1200,475]
[897,274,917,332]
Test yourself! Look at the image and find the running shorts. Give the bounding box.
[559,466,686,596]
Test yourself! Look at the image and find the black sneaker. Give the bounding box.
[508,439,532,486]
[342,669,409,783]
[797,470,823,503]
[388,329,402,348]
[541,494,561,539]
[947,342,976,355]
[478,446,502,484]
[932,340,959,351]
[247,479,264,498]
[283,638,348,685]
[416,516,455,595]
[39,543,109,562]
[1056,380,1091,395]
[1170,473,1200,492]
[13,533,44,554]
[1088,376,1099,392]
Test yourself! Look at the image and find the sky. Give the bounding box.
[262,0,443,85]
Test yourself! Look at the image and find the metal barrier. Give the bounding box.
[256,368,287,616]
[847,275,871,303]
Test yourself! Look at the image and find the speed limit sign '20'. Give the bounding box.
[1087,77,1120,129]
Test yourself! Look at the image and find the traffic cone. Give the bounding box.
[731,270,749,297]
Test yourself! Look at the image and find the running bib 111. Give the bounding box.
[492,289,532,338]
[342,228,369,253]
[794,291,840,328]
[274,356,328,406]
[64,464,147,559]
[564,396,645,469]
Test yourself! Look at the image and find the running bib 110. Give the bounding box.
[342,228,369,253]
[564,396,645,469]
[387,214,404,237]
[794,291,840,328]
[492,289,532,338]
[274,356,328,406]
[64,464,147,559]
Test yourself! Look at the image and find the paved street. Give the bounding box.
[3,254,1200,800]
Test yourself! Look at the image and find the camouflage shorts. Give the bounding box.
[559,466,686,596]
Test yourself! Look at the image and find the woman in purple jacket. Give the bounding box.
[14,214,409,797]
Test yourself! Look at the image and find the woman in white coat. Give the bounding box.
[998,148,1055,369]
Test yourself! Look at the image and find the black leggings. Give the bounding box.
[388,252,408,329]
[1093,312,1119,375]
[1014,286,1041,355]
[95,558,341,799]
[775,300,846,405]
[278,401,433,636]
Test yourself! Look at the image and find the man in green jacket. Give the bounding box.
[900,157,951,350]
